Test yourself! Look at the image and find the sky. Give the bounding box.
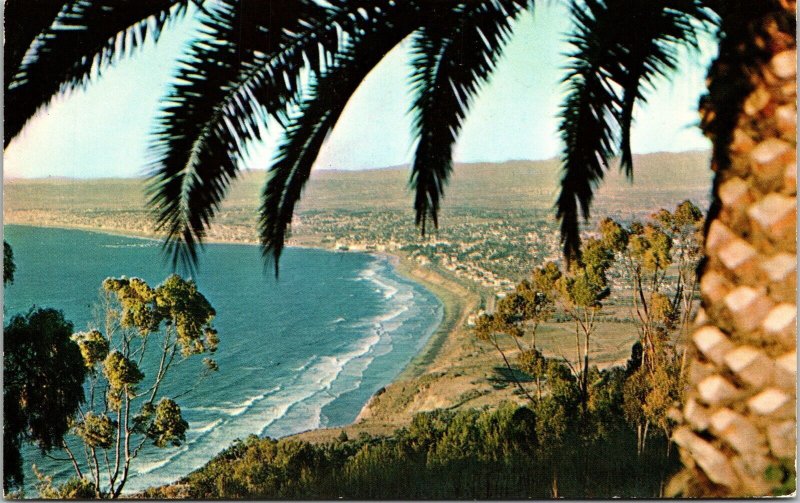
[4,3,716,179]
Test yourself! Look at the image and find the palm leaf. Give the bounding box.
[5,0,192,147]
[148,0,411,270]
[146,0,321,270]
[614,0,714,173]
[556,0,713,261]
[260,3,422,275]
[409,0,529,235]
[4,0,66,93]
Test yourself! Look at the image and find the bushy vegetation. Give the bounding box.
[146,351,679,499]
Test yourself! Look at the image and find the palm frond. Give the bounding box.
[614,0,715,173]
[556,0,714,261]
[260,3,422,275]
[148,0,411,270]
[4,0,66,93]
[5,0,192,147]
[409,0,529,235]
[146,0,321,271]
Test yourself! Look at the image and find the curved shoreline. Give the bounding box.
[3,222,474,431]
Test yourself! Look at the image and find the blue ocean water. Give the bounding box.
[3,225,442,494]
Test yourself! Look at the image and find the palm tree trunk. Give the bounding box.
[671,1,796,497]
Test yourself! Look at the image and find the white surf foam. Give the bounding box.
[134,445,190,476]
[186,386,280,417]
[190,418,224,435]
[293,355,318,372]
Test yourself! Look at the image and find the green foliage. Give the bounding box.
[3,240,15,285]
[765,458,796,496]
[103,350,144,410]
[532,362,582,447]
[649,292,677,330]
[556,237,614,309]
[629,224,672,273]
[3,308,86,491]
[622,368,649,429]
[203,356,220,372]
[54,477,97,499]
[495,291,526,324]
[531,261,561,296]
[165,391,679,500]
[602,205,704,445]
[479,267,557,358]
[623,355,682,441]
[22,275,221,497]
[473,312,501,342]
[102,277,159,333]
[581,237,614,273]
[652,208,674,230]
[588,367,627,427]
[502,279,555,329]
[71,330,110,369]
[103,351,144,390]
[558,267,608,308]
[35,469,98,500]
[474,206,699,461]
[102,274,217,355]
[599,217,629,253]
[642,362,680,435]
[545,359,578,398]
[153,274,217,355]
[516,349,546,378]
[204,328,220,353]
[672,200,704,230]
[148,399,189,448]
[74,413,115,449]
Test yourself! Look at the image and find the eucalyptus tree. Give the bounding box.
[50,275,220,498]
[600,215,678,367]
[657,201,705,333]
[4,0,796,496]
[553,238,615,410]
[474,311,539,403]
[476,242,613,411]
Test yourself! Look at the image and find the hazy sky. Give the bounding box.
[4,3,715,179]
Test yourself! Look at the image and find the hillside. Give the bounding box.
[4,150,711,219]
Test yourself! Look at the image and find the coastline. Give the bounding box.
[3,221,478,433]
[8,220,639,450]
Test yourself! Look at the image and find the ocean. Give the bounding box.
[3,225,443,494]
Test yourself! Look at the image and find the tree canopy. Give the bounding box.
[3,308,87,491]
